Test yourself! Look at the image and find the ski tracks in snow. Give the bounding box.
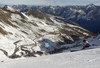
[0,48,100,68]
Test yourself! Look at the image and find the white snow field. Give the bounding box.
[0,46,100,68]
[0,5,100,68]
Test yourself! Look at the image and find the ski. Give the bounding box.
[70,49,82,52]
[70,47,94,52]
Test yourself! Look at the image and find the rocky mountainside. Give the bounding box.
[0,5,94,59]
[12,4,100,34]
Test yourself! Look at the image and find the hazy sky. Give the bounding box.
[0,0,100,6]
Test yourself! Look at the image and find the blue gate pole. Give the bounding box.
[45,41,49,55]
[44,40,52,54]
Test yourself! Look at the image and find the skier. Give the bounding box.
[83,39,86,43]
[82,39,91,49]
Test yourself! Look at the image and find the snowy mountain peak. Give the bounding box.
[86,3,96,9]
[3,5,17,12]
[87,3,95,7]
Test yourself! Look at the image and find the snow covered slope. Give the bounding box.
[0,44,100,68]
[0,5,95,60]
[0,5,99,68]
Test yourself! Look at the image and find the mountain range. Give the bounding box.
[12,4,100,34]
[0,5,95,59]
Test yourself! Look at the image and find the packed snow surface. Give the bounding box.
[0,45,100,68]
